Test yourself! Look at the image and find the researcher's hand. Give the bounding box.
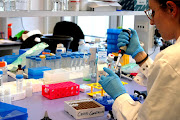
[99,67,126,100]
[117,28,144,58]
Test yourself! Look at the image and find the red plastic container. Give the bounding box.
[42,81,80,100]
[8,23,12,39]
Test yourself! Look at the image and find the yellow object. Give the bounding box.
[112,53,130,66]
[39,55,46,58]
[87,90,106,97]
[91,86,93,93]
[101,89,104,96]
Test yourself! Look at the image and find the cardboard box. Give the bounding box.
[119,0,148,11]
[64,99,105,119]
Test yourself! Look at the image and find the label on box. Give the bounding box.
[137,0,147,5]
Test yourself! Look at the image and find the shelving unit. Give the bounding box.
[0,11,145,17]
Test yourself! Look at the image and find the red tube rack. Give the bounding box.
[42,81,80,100]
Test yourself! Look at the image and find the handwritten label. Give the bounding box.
[137,0,146,5]
[77,110,104,117]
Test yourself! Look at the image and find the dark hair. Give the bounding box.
[156,0,180,8]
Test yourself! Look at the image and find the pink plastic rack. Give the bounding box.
[42,81,80,100]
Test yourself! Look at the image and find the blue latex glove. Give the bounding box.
[99,67,126,100]
[117,28,144,58]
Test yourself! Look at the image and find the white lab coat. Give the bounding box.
[112,36,180,120]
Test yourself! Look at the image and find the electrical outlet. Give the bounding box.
[135,22,148,32]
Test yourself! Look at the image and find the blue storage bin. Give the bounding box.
[0,102,28,120]
[4,55,19,64]
[28,67,51,79]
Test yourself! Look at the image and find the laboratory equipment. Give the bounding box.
[107,53,115,72]
[79,0,88,11]
[67,49,72,53]
[4,88,11,104]
[51,56,56,69]
[97,50,107,64]
[45,57,52,69]
[42,81,79,99]
[83,65,91,81]
[78,39,90,53]
[0,61,8,83]
[96,63,107,83]
[25,56,31,73]
[114,29,131,70]
[39,55,46,67]
[61,55,67,68]
[30,56,36,68]
[16,64,23,75]
[8,23,12,39]
[64,99,105,119]
[41,111,52,120]
[68,0,80,11]
[28,67,51,79]
[26,81,32,97]
[0,88,4,102]
[0,0,4,11]
[70,56,75,70]
[0,70,3,87]
[55,56,61,69]
[56,49,62,56]
[16,74,24,92]
[52,0,63,11]
[16,0,31,11]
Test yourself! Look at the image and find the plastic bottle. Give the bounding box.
[56,44,66,53]
[39,55,46,67]
[0,70,3,87]
[8,23,12,39]
[0,88,4,102]
[45,57,52,69]
[55,56,61,69]
[26,81,32,97]
[0,61,8,83]
[35,58,42,68]
[56,49,62,56]
[68,0,79,11]
[30,56,36,68]
[0,0,5,11]
[78,39,90,54]
[51,56,56,69]
[16,74,24,92]
[16,0,30,11]
[4,88,11,104]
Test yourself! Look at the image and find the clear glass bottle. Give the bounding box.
[16,74,24,92]
[26,81,32,97]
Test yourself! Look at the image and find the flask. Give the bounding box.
[26,81,32,97]
[4,88,11,104]
[16,74,24,92]
[0,70,3,87]
[0,61,8,83]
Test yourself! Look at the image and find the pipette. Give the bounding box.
[114,29,131,71]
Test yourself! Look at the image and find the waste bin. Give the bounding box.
[41,35,73,53]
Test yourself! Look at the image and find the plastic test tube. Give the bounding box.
[75,55,79,70]
[67,54,71,69]
[67,49,72,53]
[45,57,52,69]
[51,56,56,69]
[30,56,36,68]
[35,58,42,68]
[26,56,31,70]
[61,55,67,68]
[39,55,46,67]
[16,74,23,92]
[79,55,84,69]
[0,70,3,87]
[70,56,75,70]
[55,56,61,69]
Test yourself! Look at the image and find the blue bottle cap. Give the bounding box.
[85,54,88,56]
[0,70,3,74]
[56,56,61,59]
[62,55,67,58]
[51,56,56,59]
[46,57,51,60]
[57,49,62,52]
[16,74,23,79]
[44,49,51,53]
[75,55,79,58]
[80,55,84,58]
[36,58,41,61]
[31,56,36,60]
[71,56,75,59]
[67,49,72,52]
[26,56,31,59]
[88,53,91,55]
[67,54,71,57]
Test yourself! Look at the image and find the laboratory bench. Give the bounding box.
[8,76,146,120]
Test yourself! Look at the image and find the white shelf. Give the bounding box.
[0,10,145,17]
